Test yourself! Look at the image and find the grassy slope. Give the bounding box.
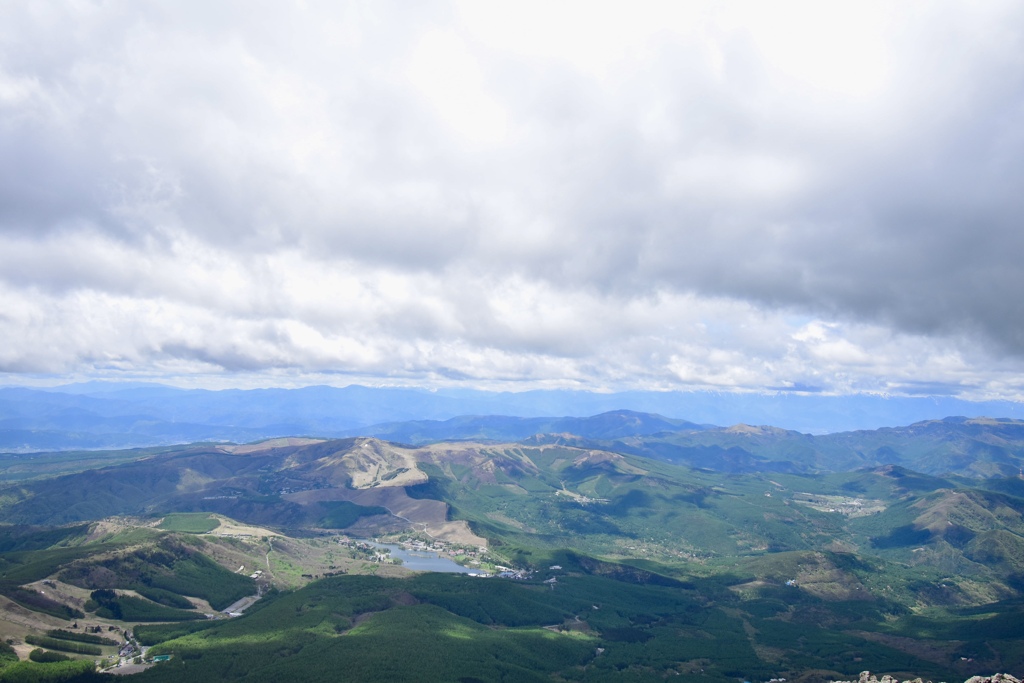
[157,514,220,534]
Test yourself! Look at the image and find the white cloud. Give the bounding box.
[2,1,1024,399]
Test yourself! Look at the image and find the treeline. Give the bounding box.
[23,636,100,656]
[28,649,70,663]
[135,620,219,647]
[0,544,104,621]
[0,587,83,621]
[86,589,199,622]
[60,537,252,611]
[133,586,194,610]
[0,526,91,553]
[0,659,104,682]
[45,630,117,646]
[319,501,389,529]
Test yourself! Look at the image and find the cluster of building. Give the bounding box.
[333,534,548,579]
[494,566,532,580]
[395,537,487,558]
[271,481,334,495]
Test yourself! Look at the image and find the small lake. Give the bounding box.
[368,542,476,574]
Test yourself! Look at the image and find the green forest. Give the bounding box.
[0,425,1023,682]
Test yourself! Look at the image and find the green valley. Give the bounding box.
[0,415,1022,681]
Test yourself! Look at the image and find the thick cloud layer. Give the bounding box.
[2,1,1024,398]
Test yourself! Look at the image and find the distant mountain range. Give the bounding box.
[360,410,711,444]
[357,413,1024,478]
[4,384,1024,477]
[609,416,1024,478]
[3,382,1024,452]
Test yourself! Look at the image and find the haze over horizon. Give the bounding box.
[3,2,1024,406]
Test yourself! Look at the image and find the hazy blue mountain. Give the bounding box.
[2,382,1024,452]
[594,416,1024,478]
[359,410,709,444]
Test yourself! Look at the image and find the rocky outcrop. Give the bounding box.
[965,676,1022,683]
[829,672,1021,683]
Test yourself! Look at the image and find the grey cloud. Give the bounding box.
[518,17,1024,354]
[3,2,1024,395]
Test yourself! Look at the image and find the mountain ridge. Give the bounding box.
[4,383,1024,450]
[7,402,1024,478]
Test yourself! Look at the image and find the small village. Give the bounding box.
[334,534,532,578]
[789,492,887,517]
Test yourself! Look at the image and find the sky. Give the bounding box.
[2,1,1024,400]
